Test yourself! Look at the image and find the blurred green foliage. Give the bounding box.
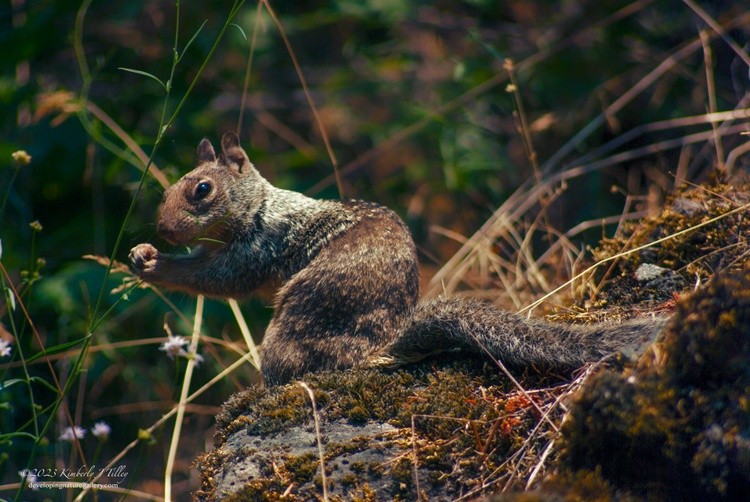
[0,0,747,498]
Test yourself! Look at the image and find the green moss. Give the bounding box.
[349,483,378,502]
[491,468,646,502]
[388,457,416,498]
[198,360,551,500]
[657,262,750,387]
[283,452,320,484]
[586,181,750,308]
[340,472,358,487]
[221,480,288,502]
[346,405,370,423]
[212,387,265,442]
[557,262,750,499]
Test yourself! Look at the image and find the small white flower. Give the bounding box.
[12,150,32,166]
[160,334,188,360]
[18,470,38,490]
[91,421,111,440]
[59,425,87,442]
[0,339,11,358]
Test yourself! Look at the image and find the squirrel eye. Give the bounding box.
[194,181,212,200]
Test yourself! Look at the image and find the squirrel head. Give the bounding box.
[157,132,269,248]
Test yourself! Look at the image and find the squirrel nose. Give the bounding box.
[157,221,178,245]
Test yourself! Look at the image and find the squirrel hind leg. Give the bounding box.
[367,297,477,369]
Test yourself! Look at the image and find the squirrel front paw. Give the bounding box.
[129,243,159,276]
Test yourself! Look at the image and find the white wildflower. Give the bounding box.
[91,421,111,440]
[0,339,11,358]
[12,150,32,166]
[160,334,188,360]
[59,425,87,442]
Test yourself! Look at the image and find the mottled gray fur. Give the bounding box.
[130,132,665,386]
[375,297,666,369]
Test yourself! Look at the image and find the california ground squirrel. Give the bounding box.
[130,132,666,386]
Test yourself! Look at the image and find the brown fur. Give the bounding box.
[130,133,666,386]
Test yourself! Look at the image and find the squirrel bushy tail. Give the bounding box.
[373,297,667,370]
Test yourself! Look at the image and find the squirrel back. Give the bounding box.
[130,133,665,386]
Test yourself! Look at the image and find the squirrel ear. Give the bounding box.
[220,132,251,173]
[196,138,217,164]
[221,131,241,151]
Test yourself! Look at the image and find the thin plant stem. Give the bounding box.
[260,0,344,198]
[299,382,329,502]
[237,1,264,137]
[0,165,21,222]
[682,0,750,68]
[0,278,39,439]
[164,295,204,501]
[228,298,261,369]
[699,29,724,170]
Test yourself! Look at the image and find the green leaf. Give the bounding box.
[181,20,208,60]
[29,376,60,394]
[0,431,39,442]
[0,377,58,393]
[230,22,247,41]
[117,67,167,91]
[0,378,25,391]
[26,335,90,364]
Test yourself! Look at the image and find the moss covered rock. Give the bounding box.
[555,261,750,500]
[194,363,562,500]
[588,182,750,308]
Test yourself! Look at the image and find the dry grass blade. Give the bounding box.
[228,298,261,369]
[164,295,204,501]
[699,29,724,170]
[236,0,264,138]
[726,141,750,175]
[260,0,344,198]
[537,8,750,176]
[682,0,750,68]
[299,381,329,502]
[519,199,750,315]
[427,121,749,301]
